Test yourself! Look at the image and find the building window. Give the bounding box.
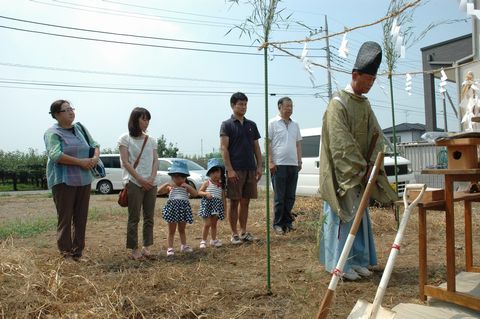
[300,135,320,158]
[389,136,401,143]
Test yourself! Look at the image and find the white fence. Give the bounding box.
[397,142,446,188]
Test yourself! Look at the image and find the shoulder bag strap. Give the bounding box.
[133,135,149,169]
[76,122,91,146]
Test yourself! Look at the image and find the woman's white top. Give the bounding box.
[118,133,157,187]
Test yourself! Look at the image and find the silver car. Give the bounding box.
[156,158,208,191]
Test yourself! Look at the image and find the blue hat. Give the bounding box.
[168,160,190,176]
[206,158,224,176]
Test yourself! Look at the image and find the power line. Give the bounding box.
[30,0,309,33]
[30,0,240,29]
[103,0,244,22]
[0,61,314,89]
[0,76,440,116]
[0,76,328,92]
[0,15,326,52]
[0,15,252,48]
[0,78,324,97]
[0,24,327,58]
[370,99,458,120]
[0,25,278,57]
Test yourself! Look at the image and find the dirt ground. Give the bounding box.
[0,191,479,318]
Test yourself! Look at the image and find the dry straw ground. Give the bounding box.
[0,191,479,318]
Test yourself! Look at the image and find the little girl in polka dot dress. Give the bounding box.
[157,160,198,256]
[197,158,226,249]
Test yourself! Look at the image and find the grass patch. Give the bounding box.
[0,206,123,240]
[88,207,127,220]
[0,192,52,199]
[0,183,44,192]
[0,216,56,239]
[88,207,100,221]
[109,207,128,216]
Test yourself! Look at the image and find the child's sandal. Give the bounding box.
[210,239,222,247]
[180,244,193,253]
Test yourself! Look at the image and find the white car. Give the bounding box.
[91,154,123,194]
[92,154,207,194]
[156,158,208,191]
[296,127,415,197]
[91,155,208,194]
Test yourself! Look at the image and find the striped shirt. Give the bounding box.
[205,180,223,199]
[168,186,189,200]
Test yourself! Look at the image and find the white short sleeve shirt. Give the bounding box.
[118,133,157,187]
[268,115,302,166]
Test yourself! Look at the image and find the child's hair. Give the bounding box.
[220,171,226,189]
[208,167,226,189]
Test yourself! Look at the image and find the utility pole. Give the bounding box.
[442,95,448,132]
[325,15,333,100]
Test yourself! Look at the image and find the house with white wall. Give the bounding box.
[383,123,429,143]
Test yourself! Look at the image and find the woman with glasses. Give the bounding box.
[44,99,100,261]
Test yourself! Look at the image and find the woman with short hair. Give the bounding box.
[44,99,100,261]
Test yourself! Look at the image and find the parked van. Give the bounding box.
[296,127,415,197]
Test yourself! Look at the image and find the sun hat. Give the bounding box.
[168,160,190,176]
[206,158,225,176]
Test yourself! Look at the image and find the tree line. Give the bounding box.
[0,135,222,191]
[0,149,48,191]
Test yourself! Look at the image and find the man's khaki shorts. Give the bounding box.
[226,170,258,200]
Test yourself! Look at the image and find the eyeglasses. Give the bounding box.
[58,107,75,113]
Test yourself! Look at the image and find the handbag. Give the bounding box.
[118,135,149,207]
[77,122,106,178]
[118,186,129,207]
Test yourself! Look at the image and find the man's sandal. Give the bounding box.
[130,249,146,261]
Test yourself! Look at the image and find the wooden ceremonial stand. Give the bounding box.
[419,137,480,312]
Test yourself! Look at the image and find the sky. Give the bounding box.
[0,0,475,156]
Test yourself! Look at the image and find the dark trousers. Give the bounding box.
[271,165,299,229]
[126,182,156,249]
[52,183,91,257]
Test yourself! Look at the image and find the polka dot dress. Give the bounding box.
[198,180,225,220]
[199,197,225,220]
[162,187,193,224]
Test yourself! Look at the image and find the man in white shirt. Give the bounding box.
[267,97,302,235]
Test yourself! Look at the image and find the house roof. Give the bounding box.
[420,33,471,52]
[382,123,426,134]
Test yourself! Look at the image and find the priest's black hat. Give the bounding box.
[352,41,382,75]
